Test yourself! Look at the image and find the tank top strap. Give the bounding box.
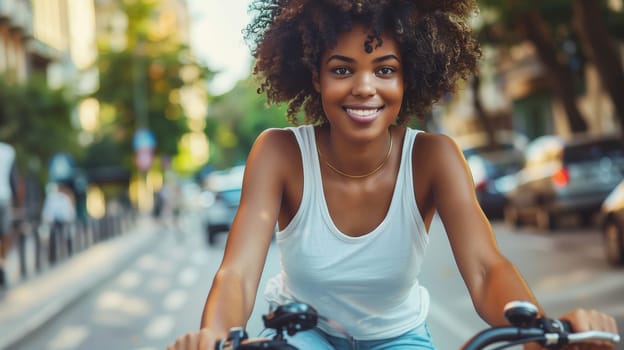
[286,125,322,207]
[399,128,420,197]
[397,128,427,238]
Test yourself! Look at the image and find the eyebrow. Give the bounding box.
[326,54,400,64]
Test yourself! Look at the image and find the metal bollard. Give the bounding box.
[17,222,26,279]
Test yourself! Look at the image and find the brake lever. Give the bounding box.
[216,327,248,350]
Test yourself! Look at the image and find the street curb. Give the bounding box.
[0,218,160,350]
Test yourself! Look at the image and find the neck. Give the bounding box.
[317,126,393,179]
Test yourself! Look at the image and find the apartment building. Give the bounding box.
[0,0,31,82]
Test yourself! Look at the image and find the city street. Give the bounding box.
[7,211,623,350]
[4,1,624,350]
[422,217,624,349]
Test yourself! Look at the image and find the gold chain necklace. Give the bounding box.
[317,129,393,179]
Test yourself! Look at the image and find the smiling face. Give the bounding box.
[313,24,404,140]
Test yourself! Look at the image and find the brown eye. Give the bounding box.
[332,67,351,75]
[377,66,396,76]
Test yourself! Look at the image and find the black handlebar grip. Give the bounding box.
[559,320,573,332]
[539,317,572,334]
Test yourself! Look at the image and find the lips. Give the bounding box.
[344,106,383,123]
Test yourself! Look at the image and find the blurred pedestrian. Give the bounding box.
[0,142,25,288]
[158,178,184,240]
[41,182,76,262]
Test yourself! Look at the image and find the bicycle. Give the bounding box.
[215,301,620,350]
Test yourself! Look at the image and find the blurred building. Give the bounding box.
[0,0,32,83]
[2,0,98,139]
[94,0,191,49]
[442,21,623,143]
[30,0,100,149]
[31,0,98,94]
[0,0,98,92]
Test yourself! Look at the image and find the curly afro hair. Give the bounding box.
[244,0,481,126]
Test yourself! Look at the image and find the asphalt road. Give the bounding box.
[10,212,623,350]
[422,217,624,349]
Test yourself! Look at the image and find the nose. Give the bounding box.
[351,73,376,97]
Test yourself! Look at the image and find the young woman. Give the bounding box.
[169,1,618,349]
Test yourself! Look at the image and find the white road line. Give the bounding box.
[170,248,186,261]
[136,254,159,270]
[190,250,210,265]
[534,270,624,304]
[95,290,125,310]
[533,268,595,292]
[178,266,200,286]
[163,289,188,311]
[116,270,143,289]
[47,325,89,350]
[156,260,177,275]
[95,290,150,316]
[144,315,175,339]
[147,276,171,292]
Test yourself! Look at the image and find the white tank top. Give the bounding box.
[263,125,430,340]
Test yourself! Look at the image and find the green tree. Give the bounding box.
[477,0,589,133]
[91,0,214,170]
[203,77,290,169]
[572,0,624,135]
[0,74,78,182]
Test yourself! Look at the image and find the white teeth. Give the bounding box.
[346,108,378,117]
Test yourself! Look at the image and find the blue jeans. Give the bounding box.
[257,323,437,350]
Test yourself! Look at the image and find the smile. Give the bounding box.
[344,107,383,123]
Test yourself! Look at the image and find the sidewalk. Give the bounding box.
[0,216,160,350]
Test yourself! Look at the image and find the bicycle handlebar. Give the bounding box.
[461,325,620,350]
[216,301,620,350]
[461,300,620,349]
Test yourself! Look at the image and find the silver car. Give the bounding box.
[504,134,624,230]
[199,166,244,245]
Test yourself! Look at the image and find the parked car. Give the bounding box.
[458,131,527,219]
[503,134,624,230]
[465,145,525,219]
[599,180,624,266]
[199,166,244,245]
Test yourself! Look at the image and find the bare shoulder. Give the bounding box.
[251,128,299,160]
[413,132,464,168]
[253,128,297,152]
[413,132,475,210]
[246,127,301,179]
[413,132,458,148]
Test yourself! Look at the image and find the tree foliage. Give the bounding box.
[90,0,214,170]
[477,0,589,133]
[573,0,624,134]
[203,77,290,169]
[0,74,78,181]
[477,0,624,135]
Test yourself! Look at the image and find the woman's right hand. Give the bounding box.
[167,328,222,350]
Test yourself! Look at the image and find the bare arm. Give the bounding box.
[428,134,542,326]
[199,129,290,337]
[426,134,619,349]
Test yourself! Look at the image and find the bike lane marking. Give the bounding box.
[533,269,624,304]
[144,315,175,339]
[47,325,89,350]
[163,289,188,311]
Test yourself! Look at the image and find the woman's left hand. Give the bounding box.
[559,308,619,350]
